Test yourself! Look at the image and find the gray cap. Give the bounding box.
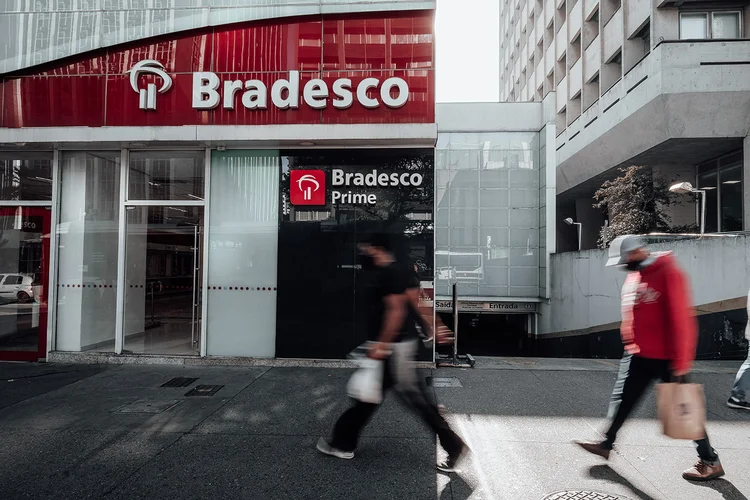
[606,235,646,267]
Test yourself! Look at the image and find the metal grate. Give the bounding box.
[426,377,463,388]
[542,491,632,500]
[185,385,224,397]
[160,377,198,388]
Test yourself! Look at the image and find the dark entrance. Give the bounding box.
[437,312,531,357]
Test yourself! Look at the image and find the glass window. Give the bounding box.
[128,151,204,201]
[712,12,741,39]
[0,153,53,201]
[680,13,708,39]
[4,275,23,285]
[55,152,120,353]
[697,167,718,233]
[719,154,742,232]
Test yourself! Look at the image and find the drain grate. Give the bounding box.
[160,377,198,388]
[115,399,182,414]
[542,491,632,500]
[426,377,462,388]
[185,385,224,397]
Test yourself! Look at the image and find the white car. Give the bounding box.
[0,274,36,303]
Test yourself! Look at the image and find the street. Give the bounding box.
[0,359,748,500]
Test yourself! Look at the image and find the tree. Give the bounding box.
[593,165,696,248]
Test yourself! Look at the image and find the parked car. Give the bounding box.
[0,274,36,303]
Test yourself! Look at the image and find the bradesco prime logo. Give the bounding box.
[290,170,326,206]
[127,59,410,112]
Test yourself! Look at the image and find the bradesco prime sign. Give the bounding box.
[290,169,423,206]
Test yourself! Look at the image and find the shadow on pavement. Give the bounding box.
[438,472,475,500]
[587,464,658,500]
[691,479,749,500]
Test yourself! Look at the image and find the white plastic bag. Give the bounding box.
[346,357,384,404]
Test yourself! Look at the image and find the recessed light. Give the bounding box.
[299,141,316,146]
[722,180,741,185]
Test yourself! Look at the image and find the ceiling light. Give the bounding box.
[299,141,316,146]
[722,180,741,185]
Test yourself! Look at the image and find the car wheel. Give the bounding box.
[17,291,31,303]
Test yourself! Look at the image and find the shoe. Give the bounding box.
[436,443,469,473]
[575,441,611,460]
[682,461,725,481]
[316,438,354,460]
[727,397,750,410]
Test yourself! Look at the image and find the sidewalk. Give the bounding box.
[1,359,748,500]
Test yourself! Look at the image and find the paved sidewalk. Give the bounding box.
[1,359,748,500]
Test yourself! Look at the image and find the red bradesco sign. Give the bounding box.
[0,11,434,128]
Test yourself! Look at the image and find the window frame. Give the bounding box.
[679,10,743,40]
[695,149,745,233]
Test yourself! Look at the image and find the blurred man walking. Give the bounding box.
[576,235,724,481]
[317,233,468,472]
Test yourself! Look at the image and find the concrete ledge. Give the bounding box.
[47,351,436,369]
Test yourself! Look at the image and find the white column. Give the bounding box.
[744,136,750,231]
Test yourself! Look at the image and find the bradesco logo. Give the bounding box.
[127,60,410,112]
[290,170,326,206]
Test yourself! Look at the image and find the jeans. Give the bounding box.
[330,339,465,457]
[730,349,750,401]
[605,355,720,465]
[608,353,632,419]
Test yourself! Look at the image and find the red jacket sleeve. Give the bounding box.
[664,257,698,373]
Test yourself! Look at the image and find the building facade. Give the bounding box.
[497,0,750,251]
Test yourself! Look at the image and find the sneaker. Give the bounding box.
[682,461,725,481]
[574,441,611,460]
[727,397,750,410]
[436,443,470,473]
[316,438,354,460]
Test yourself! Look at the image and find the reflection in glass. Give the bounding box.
[0,207,50,356]
[56,152,120,352]
[129,151,204,201]
[0,154,53,201]
[124,206,203,355]
[719,160,742,232]
[697,168,718,233]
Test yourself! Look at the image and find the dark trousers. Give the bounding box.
[605,355,719,464]
[330,340,465,457]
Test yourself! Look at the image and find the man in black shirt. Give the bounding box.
[317,233,468,472]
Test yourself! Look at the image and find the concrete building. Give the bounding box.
[497,0,750,250]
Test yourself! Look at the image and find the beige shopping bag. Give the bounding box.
[656,383,706,440]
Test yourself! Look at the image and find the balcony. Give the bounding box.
[556,75,568,112]
[584,34,600,81]
[603,8,623,62]
[569,0,582,43]
[536,13,545,44]
[536,58,545,89]
[556,20,567,61]
[545,44,555,76]
[545,0,554,28]
[569,57,582,97]
[583,0,599,20]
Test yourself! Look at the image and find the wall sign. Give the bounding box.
[1,12,434,128]
[435,300,538,313]
[290,168,424,206]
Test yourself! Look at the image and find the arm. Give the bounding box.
[665,263,698,375]
[620,277,640,354]
[406,287,434,339]
[369,292,408,359]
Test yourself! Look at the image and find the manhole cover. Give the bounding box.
[115,399,182,414]
[185,385,224,397]
[426,377,462,388]
[542,491,631,500]
[160,377,198,388]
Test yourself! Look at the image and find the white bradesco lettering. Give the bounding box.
[191,72,409,111]
[271,70,300,109]
[193,72,221,109]
[303,79,328,109]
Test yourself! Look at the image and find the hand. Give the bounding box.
[368,342,390,360]
[624,343,640,355]
[672,368,690,377]
[436,326,454,345]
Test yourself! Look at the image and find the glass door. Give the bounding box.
[123,206,203,355]
[0,207,51,361]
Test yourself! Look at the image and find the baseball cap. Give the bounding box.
[606,235,646,267]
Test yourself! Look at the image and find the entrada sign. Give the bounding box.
[129,60,410,112]
[435,300,538,313]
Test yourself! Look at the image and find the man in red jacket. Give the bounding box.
[576,235,724,481]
